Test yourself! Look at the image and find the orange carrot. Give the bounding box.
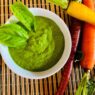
[83,0,94,9]
[81,0,95,70]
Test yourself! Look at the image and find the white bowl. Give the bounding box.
[0,8,72,79]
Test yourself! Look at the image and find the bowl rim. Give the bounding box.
[0,8,72,79]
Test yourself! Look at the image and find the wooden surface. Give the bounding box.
[0,0,95,95]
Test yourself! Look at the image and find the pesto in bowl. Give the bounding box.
[0,8,71,79]
[9,16,64,71]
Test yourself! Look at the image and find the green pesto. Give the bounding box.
[9,16,65,71]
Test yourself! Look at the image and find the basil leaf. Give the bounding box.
[0,24,29,47]
[10,2,34,31]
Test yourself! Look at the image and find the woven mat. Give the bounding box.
[0,0,95,95]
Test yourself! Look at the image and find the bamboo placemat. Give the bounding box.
[0,0,95,95]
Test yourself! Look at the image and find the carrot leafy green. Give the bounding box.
[48,0,69,9]
[75,71,95,95]
[88,78,95,95]
[47,0,82,9]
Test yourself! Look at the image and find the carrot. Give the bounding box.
[83,0,94,9]
[56,18,81,95]
[56,59,73,95]
[80,0,95,70]
[67,1,95,25]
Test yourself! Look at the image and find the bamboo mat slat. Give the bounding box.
[2,60,5,95]
[12,72,16,95]
[0,0,95,95]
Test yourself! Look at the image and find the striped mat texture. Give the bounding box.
[0,0,95,95]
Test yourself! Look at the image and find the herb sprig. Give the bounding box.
[0,24,29,47]
[0,2,34,48]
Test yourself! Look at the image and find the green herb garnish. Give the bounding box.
[0,24,29,47]
[10,2,34,31]
[0,2,36,48]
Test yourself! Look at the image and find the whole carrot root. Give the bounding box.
[80,0,95,70]
[75,1,95,95]
[55,18,81,95]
